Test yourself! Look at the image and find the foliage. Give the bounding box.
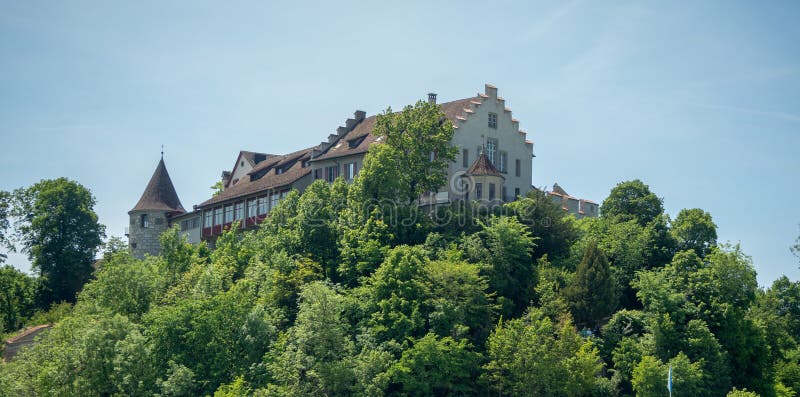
[482,309,603,396]
[2,176,798,397]
[565,241,618,329]
[0,266,37,332]
[478,215,537,317]
[386,333,481,396]
[671,208,718,257]
[600,179,664,226]
[356,101,457,205]
[506,189,579,261]
[0,191,10,263]
[8,178,105,303]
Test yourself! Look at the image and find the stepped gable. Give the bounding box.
[130,158,185,214]
[466,152,503,177]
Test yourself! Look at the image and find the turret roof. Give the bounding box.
[466,152,503,177]
[130,158,186,214]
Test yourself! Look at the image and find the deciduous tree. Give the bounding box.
[9,178,105,303]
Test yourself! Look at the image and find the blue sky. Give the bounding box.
[1,1,798,286]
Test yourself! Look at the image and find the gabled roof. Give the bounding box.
[311,97,478,162]
[199,146,316,208]
[130,158,186,214]
[466,152,503,177]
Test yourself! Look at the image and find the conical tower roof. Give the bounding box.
[129,158,186,214]
[466,152,504,178]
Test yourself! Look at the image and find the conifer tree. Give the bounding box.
[566,241,618,329]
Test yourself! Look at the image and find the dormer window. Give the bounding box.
[348,135,366,149]
[488,112,498,129]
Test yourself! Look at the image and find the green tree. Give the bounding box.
[482,309,603,396]
[565,241,618,329]
[210,181,224,197]
[426,259,494,344]
[0,265,37,332]
[506,189,579,261]
[671,208,718,257]
[386,333,481,396]
[9,178,105,303]
[365,245,431,345]
[0,190,10,263]
[355,101,458,206]
[600,180,664,226]
[479,215,537,317]
[632,353,705,397]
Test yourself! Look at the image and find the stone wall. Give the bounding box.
[128,210,169,259]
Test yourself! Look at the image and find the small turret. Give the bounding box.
[127,157,185,258]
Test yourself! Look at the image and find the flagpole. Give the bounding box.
[667,364,673,397]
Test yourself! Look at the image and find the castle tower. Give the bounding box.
[127,157,185,258]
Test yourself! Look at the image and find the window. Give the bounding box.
[344,162,357,181]
[191,217,200,229]
[499,151,508,173]
[488,112,498,129]
[325,165,339,183]
[486,138,498,165]
[224,205,234,223]
[140,214,148,228]
[258,197,268,215]
[514,187,520,199]
[515,159,521,177]
[502,186,507,201]
[248,199,257,218]
[235,202,244,220]
[476,183,483,199]
[180,220,189,231]
[271,192,280,209]
[204,211,213,227]
[240,161,245,167]
[280,190,288,199]
[462,148,469,167]
[214,207,223,226]
[489,183,496,200]
[314,169,323,180]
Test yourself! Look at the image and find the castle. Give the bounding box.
[127,84,594,259]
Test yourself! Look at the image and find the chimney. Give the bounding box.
[345,118,356,130]
[221,171,231,188]
[337,126,347,136]
[428,92,437,104]
[484,84,498,98]
[354,110,366,121]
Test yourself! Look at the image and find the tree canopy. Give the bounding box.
[7,178,105,304]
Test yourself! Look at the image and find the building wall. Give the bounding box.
[310,153,365,183]
[170,213,202,245]
[229,155,254,186]
[128,210,170,259]
[447,88,534,202]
